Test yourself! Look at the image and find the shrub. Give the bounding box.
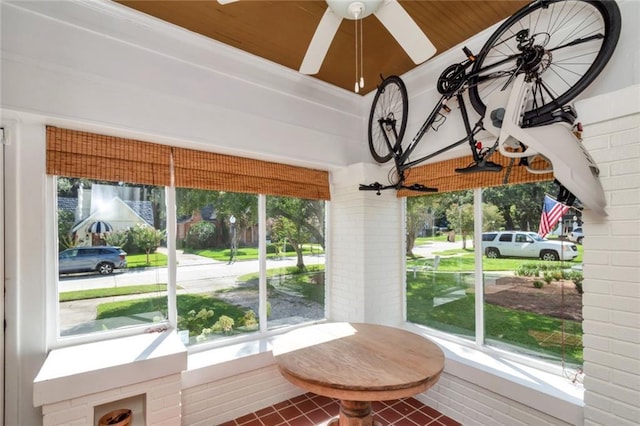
[533,280,545,289]
[570,271,584,294]
[105,230,128,248]
[178,308,214,336]
[212,315,235,334]
[543,272,554,285]
[185,222,216,249]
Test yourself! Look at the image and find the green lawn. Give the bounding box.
[189,244,324,262]
[60,284,168,302]
[64,250,581,364]
[73,265,325,340]
[408,244,583,272]
[406,272,583,365]
[126,252,168,268]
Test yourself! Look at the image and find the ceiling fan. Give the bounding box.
[217,0,437,76]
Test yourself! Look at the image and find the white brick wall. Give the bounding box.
[328,163,405,326]
[580,98,640,426]
[41,374,182,426]
[416,373,574,426]
[181,365,300,426]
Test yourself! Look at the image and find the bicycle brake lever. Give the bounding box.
[359,182,385,195]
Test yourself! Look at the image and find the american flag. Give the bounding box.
[538,195,570,238]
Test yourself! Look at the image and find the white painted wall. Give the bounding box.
[2,0,638,425]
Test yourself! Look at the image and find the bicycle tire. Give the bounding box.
[368,75,409,163]
[468,0,621,120]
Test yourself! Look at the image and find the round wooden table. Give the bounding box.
[273,322,444,426]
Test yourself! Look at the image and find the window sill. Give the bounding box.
[182,337,277,389]
[33,330,187,407]
[405,324,584,425]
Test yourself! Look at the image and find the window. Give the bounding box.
[499,233,513,242]
[265,196,325,331]
[406,190,476,342]
[407,182,583,370]
[57,178,168,338]
[48,126,329,347]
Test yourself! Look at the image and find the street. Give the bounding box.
[59,252,326,293]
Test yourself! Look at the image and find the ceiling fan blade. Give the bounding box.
[299,7,343,75]
[374,0,436,64]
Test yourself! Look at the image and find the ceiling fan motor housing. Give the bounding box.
[326,0,384,19]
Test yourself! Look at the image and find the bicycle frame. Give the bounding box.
[376,48,519,177]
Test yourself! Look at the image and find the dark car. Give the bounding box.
[59,246,128,275]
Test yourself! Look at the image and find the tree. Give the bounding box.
[216,192,258,250]
[445,203,474,249]
[128,224,164,264]
[406,196,437,257]
[267,197,324,269]
[443,201,506,249]
[483,182,555,230]
[176,189,258,249]
[57,209,76,251]
[481,203,505,232]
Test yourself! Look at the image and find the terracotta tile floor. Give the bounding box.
[218,392,461,426]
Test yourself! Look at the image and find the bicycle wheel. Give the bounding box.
[368,75,408,163]
[468,0,621,121]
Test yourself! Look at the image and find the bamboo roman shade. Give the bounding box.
[46,126,331,200]
[173,148,330,200]
[399,152,553,197]
[46,126,172,186]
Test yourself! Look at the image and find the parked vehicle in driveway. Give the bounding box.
[59,246,128,275]
[481,231,578,261]
[568,227,584,244]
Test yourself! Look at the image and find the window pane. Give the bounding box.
[481,182,583,367]
[265,196,326,330]
[175,189,260,345]
[57,178,167,337]
[406,191,475,341]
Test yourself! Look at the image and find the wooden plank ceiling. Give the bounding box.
[115,0,528,95]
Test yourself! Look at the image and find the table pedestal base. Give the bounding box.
[327,400,381,426]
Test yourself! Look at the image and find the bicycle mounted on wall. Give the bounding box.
[359,0,621,213]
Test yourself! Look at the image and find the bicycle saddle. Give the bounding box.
[455,161,503,174]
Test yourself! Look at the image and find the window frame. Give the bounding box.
[48,177,328,350]
[404,188,581,377]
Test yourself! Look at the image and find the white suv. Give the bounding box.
[568,227,584,244]
[481,231,578,261]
